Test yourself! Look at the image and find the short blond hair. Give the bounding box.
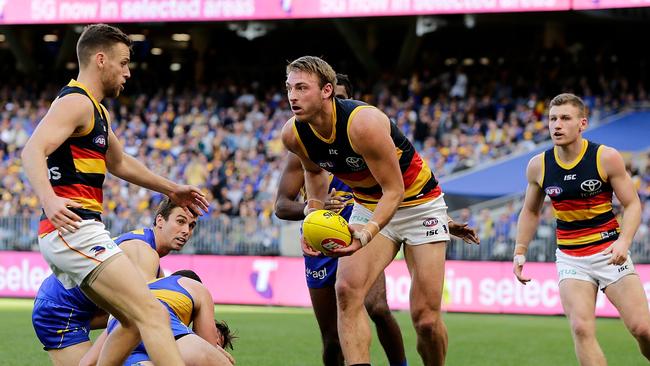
[286,56,337,90]
[550,93,587,118]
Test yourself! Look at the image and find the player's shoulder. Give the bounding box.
[52,92,94,112]
[280,116,298,145]
[525,152,545,181]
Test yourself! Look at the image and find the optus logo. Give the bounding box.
[250,260,278,299]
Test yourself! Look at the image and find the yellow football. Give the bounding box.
[302,210,351,255]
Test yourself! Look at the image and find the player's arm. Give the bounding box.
[105,126,209,214]
[334,108,404,255]
[183,278,222,347]
[118,240,161,281]
[513,154,546,284]
[274,152,307,220]
[21,95,93,232]
[280,120,330,212]
[600,146,642,265]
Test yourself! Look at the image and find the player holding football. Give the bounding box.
[281,56,478,366]
[276,74,407,366]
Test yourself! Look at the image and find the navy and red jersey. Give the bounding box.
[39,80,110,236]
[541,139,620,256]
[292,97,441,209]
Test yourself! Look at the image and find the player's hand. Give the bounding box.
[602,239,630,265]
[168,185,210,215]
[323,188,345,212]
[43,196,83,234]
[513,255,531,285]
[301,236,321,257]
[330,224,363,257]
[448,221,480,245]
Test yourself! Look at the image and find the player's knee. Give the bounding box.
[412,310,443,336]
[569,319,595,339]
[335,280,364,309]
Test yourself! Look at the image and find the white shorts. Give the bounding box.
[556,248,636,291]
[349,196,450,245]
[38,220,122,289]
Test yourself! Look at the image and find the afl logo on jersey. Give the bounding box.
[580,179,602,192]
[545,186,563,197]
[93,135,106,148]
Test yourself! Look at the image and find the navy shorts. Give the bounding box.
[304,254,338,289]
[32,298,93,350]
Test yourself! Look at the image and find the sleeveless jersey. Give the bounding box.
[38,80,110,236]
[541,139,620,256]
[114,228,157,250]
[148,275,195,325]
[293,98,441,209]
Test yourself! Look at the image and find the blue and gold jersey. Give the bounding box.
[148,275,194,325]
[114,228,157,250]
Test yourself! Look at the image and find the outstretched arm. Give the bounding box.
[105,127,209,214]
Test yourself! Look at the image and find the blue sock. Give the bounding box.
[390,361,408,366]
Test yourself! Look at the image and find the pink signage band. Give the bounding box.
[0,0,573,25]
[1,251,648,317]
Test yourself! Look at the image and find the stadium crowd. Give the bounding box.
[1,64,649,257]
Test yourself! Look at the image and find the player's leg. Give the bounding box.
[305,255,343,366]
[559,279,605,366]
[309,286,344,366]
[604,274,650,360]
[176,334,234,366]
[364,271,407,366]
[403,241,447,366]
[39,221,184,366]
[335,233,399,364]
[47,342,91,366]
[81,253,183,366]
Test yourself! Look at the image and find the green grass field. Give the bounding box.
[1,298,646,365]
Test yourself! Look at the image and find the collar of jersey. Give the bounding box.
[68,79,103,116]
[308,98,337,144]
[554,139,588,170]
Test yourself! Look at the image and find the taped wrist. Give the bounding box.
[353,228,373,246]
[513,254,526,266]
